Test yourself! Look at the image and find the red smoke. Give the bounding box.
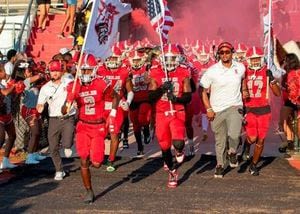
[131,9,158,42]
[127,0,300,46]
[168,0,262,46]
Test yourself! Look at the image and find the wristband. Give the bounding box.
[126,91,134,105]
[206,108,213,112]
[109,109,117,117]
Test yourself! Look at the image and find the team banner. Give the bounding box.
[261,0,285,78]
[84,0,132,61]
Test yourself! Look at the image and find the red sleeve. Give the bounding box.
[66,80,80,103]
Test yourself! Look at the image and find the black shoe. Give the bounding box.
[84,189,95,204]
[228,153,238,168]
[249,163,259,176]
[144,136,151,145]
[278,141,288,153]
[123,139,129,149]
[241,143,251,161]
[143,126,151,144]
[287,141,294,151]
[136,150,144,157]
[214,165,224,178]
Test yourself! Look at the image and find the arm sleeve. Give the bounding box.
[148,87,163,104]
[190,78,196,93]
[174,92,192,104]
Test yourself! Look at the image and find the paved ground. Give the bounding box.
[0,154,299,213]
[1,120,300,213]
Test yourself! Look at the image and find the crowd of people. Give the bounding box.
[0,36,299,202]
[0,1,299,204]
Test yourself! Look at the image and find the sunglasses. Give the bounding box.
[219,50,231,55]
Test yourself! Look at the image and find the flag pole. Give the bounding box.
[66,0,98,112]
[267,0,272,70]
[152,0,175,115]
[266,0,272,99]
[70,0,98,94]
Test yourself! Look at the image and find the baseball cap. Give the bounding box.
[48,60,64,72]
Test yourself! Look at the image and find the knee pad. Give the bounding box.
[172,140,184,152]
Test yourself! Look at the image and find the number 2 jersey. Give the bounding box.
[149,65,190,113]
[66,77,109,121]
[244,66,269,108]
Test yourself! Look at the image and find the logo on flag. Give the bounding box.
[84,0,132,60]
[95,2,120,45]
[147,0,174,44]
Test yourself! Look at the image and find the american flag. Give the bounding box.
[147,0,174,44]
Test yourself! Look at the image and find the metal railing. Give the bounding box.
[0,1,65,54]
[14,0,36,52]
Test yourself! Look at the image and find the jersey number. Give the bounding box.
[247,78,263,98]
[84,96,95,115]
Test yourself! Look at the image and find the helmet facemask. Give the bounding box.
[162,55,179,72]
[234,51,246,62]
[79,68,97,84]
[131,58,145,70]
[197,53,210,65]
[105,56,122,69]
[248,57,264,71]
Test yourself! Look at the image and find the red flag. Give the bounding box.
[147,0,174,44]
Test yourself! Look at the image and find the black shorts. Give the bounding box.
[37,0,51,5]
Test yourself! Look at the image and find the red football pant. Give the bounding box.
[155,111,186,151]
[75,121,107,164]
[129,103,152,132]
[245,112,271,140]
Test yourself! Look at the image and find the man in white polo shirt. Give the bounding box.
[36,60,76,181]
[200,42,246,178]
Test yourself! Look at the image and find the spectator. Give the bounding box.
[4,49,17,82]
[58,0,81,38]
[12,60,47,164]
[283,53,300,149]
[0,63,18,170]
[36,60,76,181]
[36,0,51,33]
[200,42,246,178]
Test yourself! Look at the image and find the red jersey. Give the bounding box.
[97,65,129,102]
[244,66,269,108]
[149,65,190,113]
[131,65,149,102]
[67,78,109,121]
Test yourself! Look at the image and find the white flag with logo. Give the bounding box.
[84,0,132,61]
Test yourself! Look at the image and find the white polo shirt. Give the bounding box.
[200,60,245,112]
[37,74,75,117]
